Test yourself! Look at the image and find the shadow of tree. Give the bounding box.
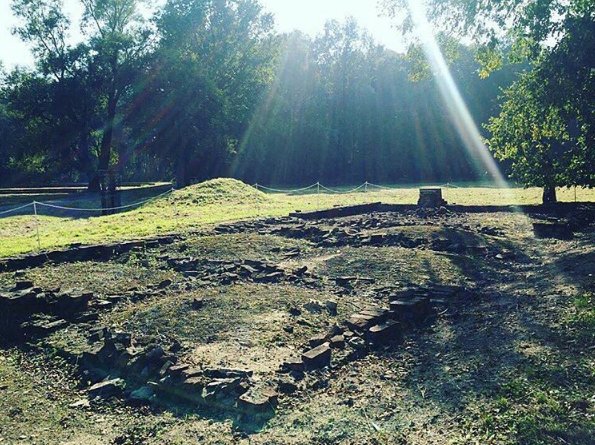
[378,224,595,443]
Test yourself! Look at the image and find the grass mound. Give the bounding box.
[168,178,268,206]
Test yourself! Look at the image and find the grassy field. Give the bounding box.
[0,178,593,258]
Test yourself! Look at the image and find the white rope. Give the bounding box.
[256,183,319,194]
[318,184,367,194]
[368,182,457,190]
[366,182,397,190]
[0,201,34,216]
[34,188,175,212]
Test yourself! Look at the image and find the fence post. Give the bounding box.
[317,182,321,211]
[33,201,41,251]
[171,189,179,233]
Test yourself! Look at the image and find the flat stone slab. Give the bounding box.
[88,378,125,398]
[281,357,304,372]
[22,318,69,336]
[389,297,431,322]
[330,335,345,349]
[345,308,388,331]
[302,342,331,370]
[367,320,402,345]
[238,386,278,415]
[346,314,376,331]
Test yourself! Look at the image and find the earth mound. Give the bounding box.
[169,178,268,206]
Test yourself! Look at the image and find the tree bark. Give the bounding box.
[90,86,118,191]
[99,90,117,171]
[542,186,557,205]
[78,131,96,192]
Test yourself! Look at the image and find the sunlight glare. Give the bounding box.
[406,0,511,189]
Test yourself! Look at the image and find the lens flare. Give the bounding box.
[406,0,510,190]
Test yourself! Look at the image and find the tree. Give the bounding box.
[2,0,535,188]
[10,0,151,189]
[235,20,515,186]
[9,0,95,183]
[80,0,152,190]
[382,0,594,203]
[486,15,594,203]
[137,0,278,186]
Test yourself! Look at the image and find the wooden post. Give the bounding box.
[317,182,321,210]
[33,201,41,251]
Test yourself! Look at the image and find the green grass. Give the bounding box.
[566,293,595,345]
[0,350,96,444]
[476,363,595,444]
[319,246,467,287]
[0,178,593,258]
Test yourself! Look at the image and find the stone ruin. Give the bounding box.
[81,327,279,422]
[279,284,462,376]
[532,221,573,240]
[417,188,447,208]
[0,280,95,340]
[0,270,466,426]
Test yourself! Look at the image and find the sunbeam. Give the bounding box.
[405,0,511,191]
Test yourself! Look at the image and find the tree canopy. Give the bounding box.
[382,0,594,201]
[1,0,591,201]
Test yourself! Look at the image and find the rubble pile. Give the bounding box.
[277,283,466,388]
[81,327,278,420]
[0,279,172,340]
[0,281,94,339]
[165,257,320,287]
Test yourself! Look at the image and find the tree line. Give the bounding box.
[0,0,592,202]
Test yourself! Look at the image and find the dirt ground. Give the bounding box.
[0,206,593,445]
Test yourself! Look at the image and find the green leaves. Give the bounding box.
[137,0,277,185]
[383,0,595,197]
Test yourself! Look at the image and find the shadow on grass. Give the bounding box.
[385,228,595,444]
[0,187,172,220]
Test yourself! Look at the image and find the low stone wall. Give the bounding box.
[290,202,595,220]
[0,235,179,273]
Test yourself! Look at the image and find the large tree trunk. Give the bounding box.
[90,88,118,191]
[78,131,96,192]
[542,185,557,205]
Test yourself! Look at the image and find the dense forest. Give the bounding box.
[0,0,592,197]
[234,25,519,186]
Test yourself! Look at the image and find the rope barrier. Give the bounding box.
[33,188,175,212]
[254,182,461,194]
[366,182,397,190]
[318,184,367,194]
[367,182,460,190]
[0,188,174,218]
[255,183,319,194]
[0,202,34,216]
[1,182,461,217]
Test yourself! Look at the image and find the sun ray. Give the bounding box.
[405,0,511,191]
